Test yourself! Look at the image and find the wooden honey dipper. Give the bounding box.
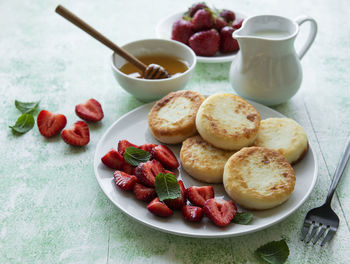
[55,5,170,79]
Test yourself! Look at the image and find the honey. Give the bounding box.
[119,54,188,78]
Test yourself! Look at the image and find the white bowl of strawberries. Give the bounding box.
[156,2,245,63]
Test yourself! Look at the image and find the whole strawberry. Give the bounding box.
[214,17,227,31]
[220,26,239,53]
[219,9,236,23]
[171,19,194,45]
[232,18,244,29]
[192,9,214,31]
[189,29,220,56]
[188,2,208,17]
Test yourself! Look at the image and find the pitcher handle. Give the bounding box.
[294,16,318,60]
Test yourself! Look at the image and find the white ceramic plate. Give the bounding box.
[155,11,246,63]
[94,101,318,238]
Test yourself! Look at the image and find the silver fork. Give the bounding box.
[301,136,350,245]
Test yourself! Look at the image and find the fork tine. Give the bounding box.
[301,219,312,241]
[306,223,319,243]
[313,225,327,244]
[320,228,336,246]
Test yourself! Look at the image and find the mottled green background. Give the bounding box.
[1,0,349,263]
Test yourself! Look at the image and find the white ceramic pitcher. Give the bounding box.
[229,15,317,106]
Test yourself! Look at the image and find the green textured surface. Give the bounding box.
[1,0,350,263]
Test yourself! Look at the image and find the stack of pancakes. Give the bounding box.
[148,91,308,210]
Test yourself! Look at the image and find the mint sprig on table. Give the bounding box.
[9,114,35,134]
[154,173,180,201]
[123,147,151,166]
[15,100,40,114]
[255,239,289,264]
[10,100,40,134]
[233,212,253,225]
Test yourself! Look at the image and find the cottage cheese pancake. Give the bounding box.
[195,93,260,150]
[180,135,235,183]
[148,90,205,144]
[223,147,295,210]
[254,118,308,164]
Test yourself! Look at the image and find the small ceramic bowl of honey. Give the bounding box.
[111,38,196,102]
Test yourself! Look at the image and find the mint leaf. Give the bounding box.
[233,212,253,225]
[155,173,180,201]
[255,239,289,264]
[9,114,35,134]
[123,146,150,166]
[15,100,39,114]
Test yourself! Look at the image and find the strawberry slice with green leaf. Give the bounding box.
[135,159,164,187]
[61,121,89,146]
[151,145,179,169]
[154,172,180,201]
[203,198,237,227]
[164,170,176,176]
[164,180,186,210]
[138,143,157,153]
[75,98,104,122]
[118,140,138,155]
[147,197,173,217]
[37,110,67,137]
[101,149,124,170]
[124,147,151,166]
[186,186,214,207]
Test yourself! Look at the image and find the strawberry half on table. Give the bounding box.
[61,121,90,146]
[37,110,67,137]
[75,98,104,122]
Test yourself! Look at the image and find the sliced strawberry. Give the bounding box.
[101,149,125,170]
[37,110,67,137]
[151,145,179,169]
[147,197,173,217]
[122,162,136,175]
[186,186,214,207]
[164,170,176,176]
[182,205,204,222]
[133,183,157,202]
[113,170,137,191]
[138,143,157,153]
[61,121,89,146]
[118,140,138,155]
[203,198,237,227]
[165,180,186,210]
[75,98,104,122]
[135,159,164,187]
